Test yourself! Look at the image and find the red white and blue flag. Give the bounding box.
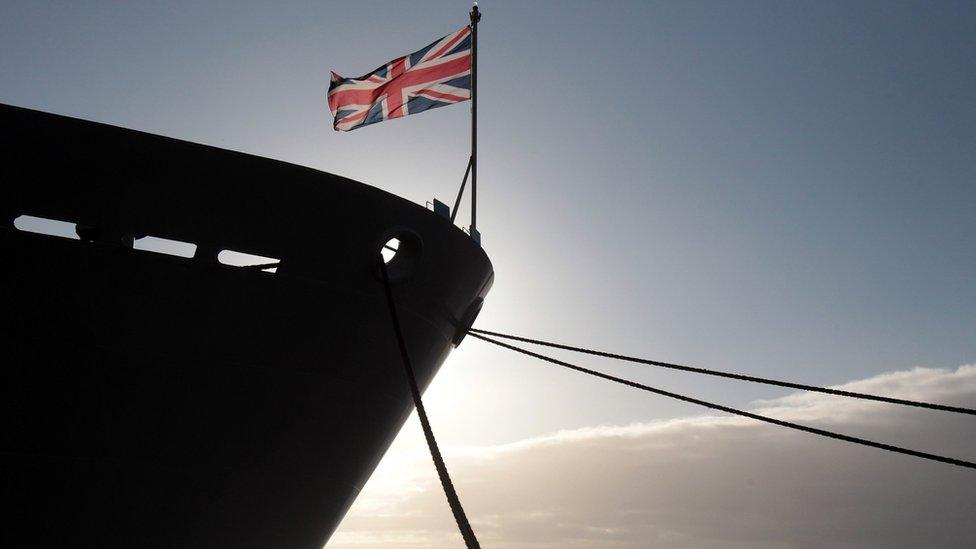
[328,26,472,131]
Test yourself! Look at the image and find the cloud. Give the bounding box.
[329,366,976,548]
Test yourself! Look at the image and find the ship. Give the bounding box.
[0,103,493,547]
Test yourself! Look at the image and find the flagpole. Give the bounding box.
[469,2,481,241]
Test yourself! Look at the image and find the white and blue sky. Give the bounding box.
[2,1,974,546]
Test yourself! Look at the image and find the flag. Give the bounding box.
[328,26,472,131]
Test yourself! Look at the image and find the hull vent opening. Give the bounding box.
[133,236,197,258]
[13,215,80,240]
[218,250,280,273]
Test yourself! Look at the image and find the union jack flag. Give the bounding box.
[328,25,472,131]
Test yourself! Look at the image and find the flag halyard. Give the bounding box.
[328,26,472,131]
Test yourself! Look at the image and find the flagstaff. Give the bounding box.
[469,2,481,240]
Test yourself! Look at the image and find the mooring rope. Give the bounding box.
[471,332,976,471]
[379,257,481,548]
[469,328,976,416]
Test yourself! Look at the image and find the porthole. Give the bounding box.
[381,237,400,264]
[376,228,422,283]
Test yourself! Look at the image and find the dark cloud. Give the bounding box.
[331,366,976,548]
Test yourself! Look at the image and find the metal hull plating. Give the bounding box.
[0,104,492,547]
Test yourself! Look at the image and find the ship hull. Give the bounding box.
[0,104,492,547]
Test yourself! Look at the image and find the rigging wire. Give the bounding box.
[469,328,976,416]
[469,332,976,471]
[451,156,473,223]
[380,257,481,548]
[236,262,281,271]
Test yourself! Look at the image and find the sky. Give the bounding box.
[2,1,974,546]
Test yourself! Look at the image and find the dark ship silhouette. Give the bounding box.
[0,103,493,547]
